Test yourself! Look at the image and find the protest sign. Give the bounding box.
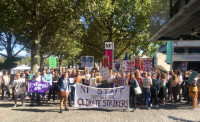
[134,57,141,68]
[44,74,52,82]
[123,60,135,72]
[103,56,109,68]
[100,67,109,80]
[104,50,113,68]
[75,83,130,109]
[81,56,94,68]
[112,59,122,73]
[28,81,50,93]
[49,57,57,68]
[142,58,152,72]
[187,71,198,85]
[181,61,188,72]
[29,74,35,80]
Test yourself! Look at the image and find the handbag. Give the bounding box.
[134,86,142,94]
[58,90,66,98]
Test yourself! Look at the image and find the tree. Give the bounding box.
[80,0,163,60]
[0,0,85,73]
[0,30,25,72]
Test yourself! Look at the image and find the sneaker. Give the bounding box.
[150,104,152,107]
[59,109,63,113]
[147,107,150,110]
[156,105,160,108]
[13,104,17,107]
[65,108,69,111]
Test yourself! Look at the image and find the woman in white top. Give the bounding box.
[12,73,26,107]
[84,70,91,86]
[89,72,96,87]
[1,70,11,100]
[107,70,115,88]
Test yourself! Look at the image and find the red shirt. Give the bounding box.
[136,77,143,88]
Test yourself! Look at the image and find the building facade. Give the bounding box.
[171,41,200,72]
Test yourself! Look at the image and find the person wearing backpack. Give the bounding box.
[150,73,160,108]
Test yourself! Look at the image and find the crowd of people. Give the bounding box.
[0,67,200,113]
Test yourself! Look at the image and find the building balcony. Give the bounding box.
[173,41,200,47]
[172,53,200,61]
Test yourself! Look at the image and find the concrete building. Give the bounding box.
[171,40,200,72]
[149,0,200,72]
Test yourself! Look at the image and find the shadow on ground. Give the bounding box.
[168,116,195,122]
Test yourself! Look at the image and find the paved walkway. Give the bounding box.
[0,97,200,122]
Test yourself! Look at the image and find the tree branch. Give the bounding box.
[115,45,129,59]
[0,53,7,58]
[13,47,25,57]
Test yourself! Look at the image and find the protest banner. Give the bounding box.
[29,74,35,80]
[187,71,198,85]
[103,56,109,68]
[112,59,122,73]
[81,56,94,68]
[142,58,152,72]
[81,56,87,68]
[123,60,135,72]
[104,50,113,68]
[100,67,109,80]
[75,83,130,109]
[28,81,50,93]
[49,57,57,68]
[134,57,141,68]
[44,74,52,82]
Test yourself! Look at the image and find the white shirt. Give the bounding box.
[107,75,115,84]
[13,78,25,95]
[89,78,96,87]
[34,76,42,82]
[2,75,9,85]
[143,77,152,89]
[178,76,183,85]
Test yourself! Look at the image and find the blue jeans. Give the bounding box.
[144,88,151,107]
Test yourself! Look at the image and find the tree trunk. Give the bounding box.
[58,54,63,71]
[31,37,40,73]
[39,54,44,72]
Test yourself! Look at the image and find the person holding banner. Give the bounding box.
[128,72,139,112]
[107,70,115,88]
[83,70,91,86]
[12,73,26,107]
[41,70,48,98]
[31,72,42,106]
[57,72,70,113]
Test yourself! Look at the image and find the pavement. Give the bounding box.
[0,96,200,122]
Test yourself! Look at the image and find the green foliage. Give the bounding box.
[80,0,162,60]
[0,57,21,70]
